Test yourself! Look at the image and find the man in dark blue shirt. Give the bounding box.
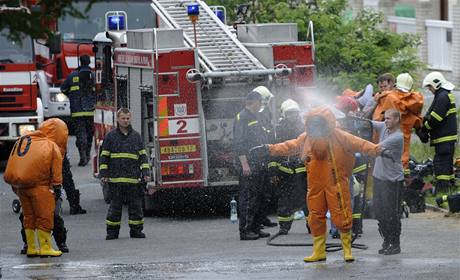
[61,55,96,166]
[233,91,271,240]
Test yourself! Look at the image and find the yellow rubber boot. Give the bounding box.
[37,229,62,257]
[25,229,39,257]
[340,231,355,262]
[303,234,327,262]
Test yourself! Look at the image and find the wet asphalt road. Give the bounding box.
[1,137,460,279]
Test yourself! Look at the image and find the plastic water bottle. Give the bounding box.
[230,197,238,223]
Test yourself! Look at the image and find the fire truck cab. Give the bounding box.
[93,1,314,211]
[0,36,44,159]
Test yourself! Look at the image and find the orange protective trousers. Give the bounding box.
[307,160,353,236]
[17,186,55,232]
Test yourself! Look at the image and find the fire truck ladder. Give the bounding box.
[151,0,284,78]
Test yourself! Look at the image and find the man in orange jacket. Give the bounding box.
[251,107,386,262]
[4,118,68,257]
[372,73,424,173]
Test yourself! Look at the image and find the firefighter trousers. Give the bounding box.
[257,171,277,225]
[433,142,455,192]
[62,155,82,208]
[19,188,67,246]
[73,116,93,157]
[106,183,144,235]
[277,173,307,231]
[373,178,402,245]
[17,186,55,232]
[238,172,264,234]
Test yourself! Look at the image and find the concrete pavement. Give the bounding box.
[0,137,459,279]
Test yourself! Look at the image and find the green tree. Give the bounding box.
[0,0,95,42]
[206,0,423,91]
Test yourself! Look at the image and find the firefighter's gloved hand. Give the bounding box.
[416,128,429,143]
[249,145,270,163]
[380,148,395,162]
[52,185,63,200]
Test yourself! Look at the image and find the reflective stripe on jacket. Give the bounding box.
[423,89,457,145]
[60,66,96,117]
[99,126,150,184]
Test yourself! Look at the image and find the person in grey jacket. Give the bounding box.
[372,108,404,255]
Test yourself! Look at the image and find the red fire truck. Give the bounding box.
[46,0,156,119]
[0,31,45,159]
[0,0,93,156]
[92,1,315,211]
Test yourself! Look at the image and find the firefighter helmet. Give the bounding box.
[422,71,455,91]
[280,99,300,117]
[253,86,273,103]
[396,73,413,92]
[335,96,358,113]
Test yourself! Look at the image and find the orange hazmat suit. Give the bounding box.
[372,90,423,169]
[268,107,380,236]
[4,118,68,231]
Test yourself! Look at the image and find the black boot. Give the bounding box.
[130,230,146,238]
[70,205,87,215]
[106,226,119,240]
[78,148,88,166]
[240,231,259,240]
[129,224,146,238]
[306,219,311,234]
[20,244,28,255]
[278,228,289,235]
[278,220,292,235]
[384,244,401,255]
[69,190,87,215]
[378,237,390,254]
[106,234,119,240]
[378,223,390,254]
[384,232,401,255]
[58,243,69,253]
[53,220,69,253]
[19,213,27,254]
[261,217,277,228]
[257,230,270,238]
[352,217,363,235]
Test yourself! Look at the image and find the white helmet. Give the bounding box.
[422,71,455,91]
[280,99,300,117]
[396,73,413,92]
[253,86,273,103]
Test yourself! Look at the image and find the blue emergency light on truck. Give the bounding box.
[107,14,126,31]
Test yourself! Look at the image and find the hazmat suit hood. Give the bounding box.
[38,118,69,156]
[303,107,336,160]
